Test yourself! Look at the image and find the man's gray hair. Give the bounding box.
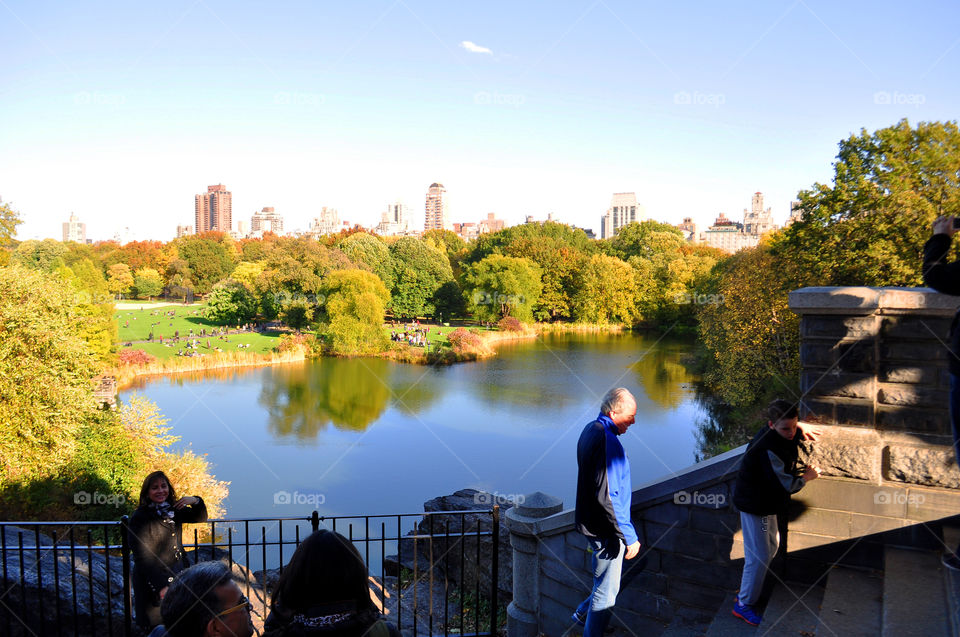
[161,560,233,637]
[600,387,635,415]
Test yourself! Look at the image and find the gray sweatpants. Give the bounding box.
[738,512,779,607]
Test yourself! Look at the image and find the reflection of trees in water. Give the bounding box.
[260,359,392,438]
[630,341,697,409]
[692,387,758,462]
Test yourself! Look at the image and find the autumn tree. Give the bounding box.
[572,254,639,324]
[318,269,390,354]
[133,267,164,299]
[107,263,134,299]
[174,235,235,294]
[337,232,395,289]
[389,237,454,318]
[205,279,258,325]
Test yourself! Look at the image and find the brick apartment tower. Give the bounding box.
[195,184,233,233]
[424,182,449,231]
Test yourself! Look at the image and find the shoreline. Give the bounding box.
[112,322,630,387]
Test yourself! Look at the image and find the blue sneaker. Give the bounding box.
[572,609,586,625]
[732,600,762,626]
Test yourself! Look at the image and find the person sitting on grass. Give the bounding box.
[731,399,821,627]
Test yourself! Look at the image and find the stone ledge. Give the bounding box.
[790,287,960,316]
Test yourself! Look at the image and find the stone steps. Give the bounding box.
[816,565,882,636]
[882,546,949,637]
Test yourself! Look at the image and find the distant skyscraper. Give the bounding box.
[424,183,450,231]
[600,193,645,239]
[377,201,410,236]
[309,206,341,236]
[251,206,284,235]
[743,192,775,236]
[176,224,193,238]
[62,213,86,243]
[194,184,233,233]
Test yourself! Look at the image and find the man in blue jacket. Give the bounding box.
[572,387,641,637]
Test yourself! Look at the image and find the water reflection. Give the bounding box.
[259,358,393,437]
[630,340,697,409]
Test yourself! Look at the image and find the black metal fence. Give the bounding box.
[0,507,501,637]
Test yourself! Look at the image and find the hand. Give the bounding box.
[933,215,956,237]
[174,496,198,509]
[624,541,641,560]
[802,465,821,482]
[797,422,823,441]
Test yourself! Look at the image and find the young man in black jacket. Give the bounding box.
[923,214,960,569]
[731,399,820,626]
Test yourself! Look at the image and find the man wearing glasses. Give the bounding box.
[160,561,255,637]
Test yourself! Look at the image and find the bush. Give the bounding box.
[277,332,317,354]
[447,328,483,355]
[497,316,525,332]
[117,349,156,366]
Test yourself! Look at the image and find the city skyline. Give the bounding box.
[2,2,958,241]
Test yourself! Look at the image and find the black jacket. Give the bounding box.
[733,427,805,516]
[263,604,401,637]
[128,497,208,598]
[923,233,960,375]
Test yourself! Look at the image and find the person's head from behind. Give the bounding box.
[767,399,799,440]
[271,529,374,619]
[139,470,177,507]
[601,387,637,435]
[161,561,253,637]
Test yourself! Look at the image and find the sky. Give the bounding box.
[2,0,958,241]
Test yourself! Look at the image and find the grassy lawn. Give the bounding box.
[116,304,281,359]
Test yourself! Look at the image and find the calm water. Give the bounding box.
[121,332,705,520]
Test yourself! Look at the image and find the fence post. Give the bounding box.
[311,510,319,533]
[490,505,499,635]
[505,492,562,637]
[120,516,132,636]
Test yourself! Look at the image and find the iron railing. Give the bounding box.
[0,507,501,637]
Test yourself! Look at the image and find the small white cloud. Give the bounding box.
[460,40,493,55]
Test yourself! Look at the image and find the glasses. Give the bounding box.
[215,593,252,618]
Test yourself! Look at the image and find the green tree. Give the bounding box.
[164,258,194,300]
[389,237,454,318]
[572,254,639,324]
[319,269,390,355]
[106,263,134,299]
[462,254,542,323]
[0,266,99,487]
[231,261,265,289]
[777,119,960,287]
[0,201,22,248]
[60,259,116,361]
[338,232,395,289]
[281,299,313,332]
[133,267,164,299]
[205,279,258,325]
[174,235,235,294]
[12,239,68,272]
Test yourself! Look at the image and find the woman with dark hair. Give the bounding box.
[263,529,400,637]
[128,470,208,632]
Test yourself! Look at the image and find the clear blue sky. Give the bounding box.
[2,0,958,240]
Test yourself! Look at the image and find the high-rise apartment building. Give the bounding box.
[424,183,450,231]
[309,206,341,236]
[194,184,232,233]
[743,192,775,236]
[251,206,284,235]
[600,192,645,238]
[62,213,86,243]
[377,201,410,236]
[176,224,193,238]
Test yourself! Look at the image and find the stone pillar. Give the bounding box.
[505,491,563,637]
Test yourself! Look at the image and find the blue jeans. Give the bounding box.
[575,537,624,637]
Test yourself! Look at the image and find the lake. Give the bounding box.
[121,332,707,520]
